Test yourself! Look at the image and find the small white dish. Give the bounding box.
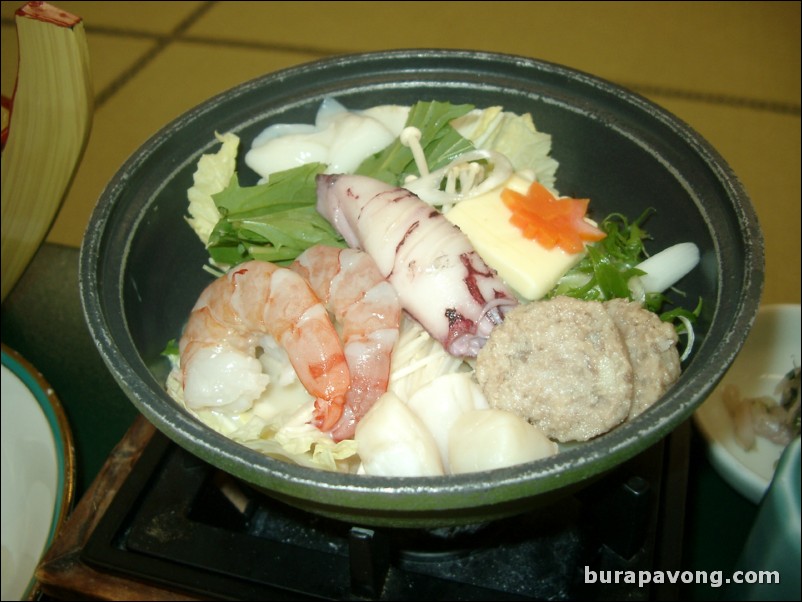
[694,304,801,504]
[1,345,74,601]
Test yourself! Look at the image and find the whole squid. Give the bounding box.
[316,174,519,357]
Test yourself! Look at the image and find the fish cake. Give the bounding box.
[476,296,634,442]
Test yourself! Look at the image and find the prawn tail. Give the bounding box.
[315,395,346,433]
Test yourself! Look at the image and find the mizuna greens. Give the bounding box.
[205,163,344,266]
[354,101,475,185]
[547,210,702,353]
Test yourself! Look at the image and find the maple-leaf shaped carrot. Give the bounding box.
[501,181,606,254]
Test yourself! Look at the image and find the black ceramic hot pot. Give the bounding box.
[80,50,763,528]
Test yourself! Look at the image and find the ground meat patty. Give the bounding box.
[605,298,680,419]
[475,296,681,442]
[475,296,634,442]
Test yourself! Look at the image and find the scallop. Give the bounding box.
[405,372,489,472]
[354,392,444,477]
[448,409,557,474]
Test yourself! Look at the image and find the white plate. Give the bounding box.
[1,345,74,601]
[693,304,801,504]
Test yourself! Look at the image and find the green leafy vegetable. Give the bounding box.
[548,210,653,301]
[186,131,239,245]
[658,298,703,331]
[190,101,479,268]
[161,338,179,358]
[355,100,476,185]
[547,209,701,327]
[206,162,345,266]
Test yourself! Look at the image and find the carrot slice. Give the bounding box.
[501,182,605,254]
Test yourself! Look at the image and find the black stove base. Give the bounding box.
[81,423,689,601]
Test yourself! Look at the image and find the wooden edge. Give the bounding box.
[33,415,201,601]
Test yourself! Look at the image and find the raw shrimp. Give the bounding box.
[292,245,401,441]
[179,260,350,430]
